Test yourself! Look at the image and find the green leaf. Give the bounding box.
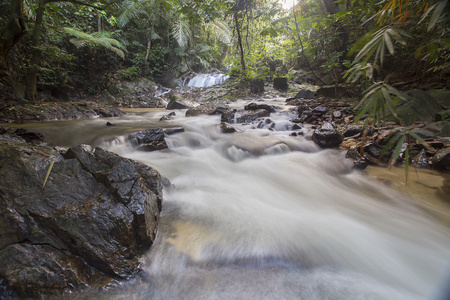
[428,0,448,31]
[389,135,405,166]
[42,160,55,190]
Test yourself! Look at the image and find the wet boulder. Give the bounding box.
[185,103,230,117]
[163,127,185,135]
[236,109,271,124]
[250,78,264,94]
[316,86,348,98]
[294,89,315,99]
[128,128,168,151]
[312,122,344,148]
[432,147,450,170]
[394,90,442,125]
[220,122,237,134]
[273,77,288,90]
[0,140,163,297]
[221,110,236,123]
[346,148,368,169]
[244,103,276,113]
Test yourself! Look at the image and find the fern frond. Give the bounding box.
[172,14,191,47]
[206,20,232,45]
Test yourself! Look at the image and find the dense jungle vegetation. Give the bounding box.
[0,0,448,103]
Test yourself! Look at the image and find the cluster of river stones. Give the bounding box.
[159,88,450,171]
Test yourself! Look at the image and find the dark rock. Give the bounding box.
[292,124,302,130]
[163,127,185,135]
[128,128,168,151]
[250,78,264,94]
[0,142,163,297]
[160,112,177,121]
[364,142,384,158]
[346,148,368,169]
[424,121,450,137]
[435,110,450,122]
[221,110,236,123]
[305,77,317,85]
[160,115,173,121]
[344,126,363,137]
[236,109,271,123]
[244,103,276,113]
[316,86,347,98]
[186,104,230,117]
[0,127,45,144]
[106,122,116,126]
[428,89,450,110]
[273,77,288,90]
[290,118,302,124]
[312,122,344,148]
[94,107,125,118]
[395,90,442,125]
[412,128,436,139]
[311,106,328,116]
[220,122,237,134]
[294,90,315,99]
[432,147,450,170]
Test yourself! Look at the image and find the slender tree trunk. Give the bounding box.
[234,13,245,71]
[25,0,47,101]
[0,0,27,79]
[145,27,153,61]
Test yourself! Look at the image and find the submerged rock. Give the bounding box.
[236,109,271,124]
[0,140,163,297]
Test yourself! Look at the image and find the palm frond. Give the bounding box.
[206,20,232,45]
[117,0,151,27]
[172,13,191,47]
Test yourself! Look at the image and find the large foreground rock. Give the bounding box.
[0,140,163,297]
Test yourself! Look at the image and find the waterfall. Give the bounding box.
[187,73,229,87]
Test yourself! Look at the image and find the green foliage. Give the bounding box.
[63,27,127,59]
[380,127,431,182]
[354,81,404,126]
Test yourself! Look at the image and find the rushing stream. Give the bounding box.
[7,97,450,299]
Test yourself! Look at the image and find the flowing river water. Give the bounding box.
[6,97,450,300]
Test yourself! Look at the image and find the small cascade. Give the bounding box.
[187,73,229,87]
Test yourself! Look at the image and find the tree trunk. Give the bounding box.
[0,0,27,79]
[234,13,245,71]
[25,0,47,101]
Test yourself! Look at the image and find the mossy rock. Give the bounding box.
[394,90,442,126]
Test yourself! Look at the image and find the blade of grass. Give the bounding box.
[42,160,55,190]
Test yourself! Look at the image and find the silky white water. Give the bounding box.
[12,98,450,299]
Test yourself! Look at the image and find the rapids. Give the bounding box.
[8,97,450,300]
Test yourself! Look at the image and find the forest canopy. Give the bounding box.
[0,0,448,100]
